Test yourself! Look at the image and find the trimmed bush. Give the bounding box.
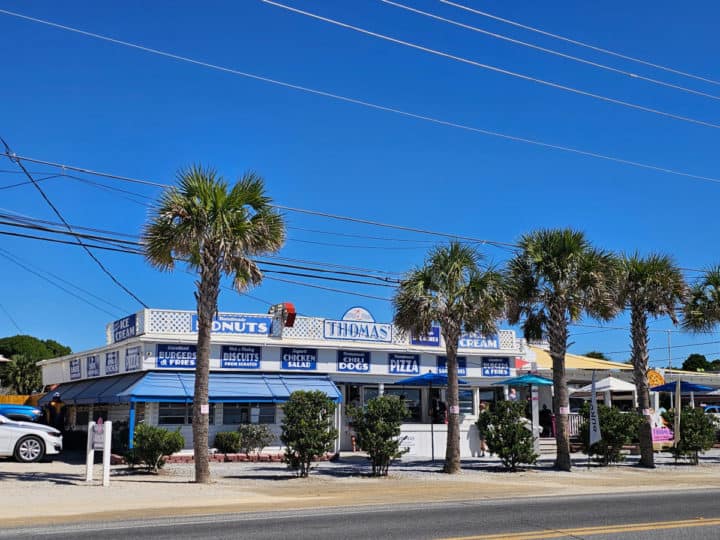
[281,391,338,477]
[662,407,717,464]
[133,424,184,472]
[214,431,241,454]
[237,424,274,455]
[477,401,538,471]
[579,404,642,465]
[347,395,409,476]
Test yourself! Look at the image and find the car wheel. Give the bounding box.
[14,436,46,463]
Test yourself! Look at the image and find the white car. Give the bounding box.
[0,414,63,462]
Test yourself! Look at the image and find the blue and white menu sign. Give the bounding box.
[112,314,137,343]
[481,357,511,377]
[337,350,371,373]
[458,332,499,349]
[156,344,197,368]
[281,348,317,370]
[192,313,271,335]
[411,326,441,347]
[69,358,81,380]
[105,351,119,375]
[221,345,261,369]
[125,346,142,372]
[86,355,100,377]
[388,353,420,375]
[437,356,467,376]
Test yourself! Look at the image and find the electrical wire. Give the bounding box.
[440,0,720,88]
[1,136,148,307]
[0,10,719,185]
[0,249,124,318]
[265,275,391,301]
[0,302,23,333]
[382,0,720,101]
[263,1,720,130]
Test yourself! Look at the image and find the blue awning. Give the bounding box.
[40,371,342,406]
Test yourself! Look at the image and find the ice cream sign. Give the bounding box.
[323,307,392,343]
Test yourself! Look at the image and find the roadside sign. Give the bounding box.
[92,418,105,450]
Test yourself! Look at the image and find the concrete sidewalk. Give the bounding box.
[1,450,719,527]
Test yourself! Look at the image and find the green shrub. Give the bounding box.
[578,404,642,465]
[662,407,717,464]
[347,395,409,476]
[214,431,241,454]
[281,391,338,477]
[477,401,538,471]
[237,424,275,455]
[133,424,184,472]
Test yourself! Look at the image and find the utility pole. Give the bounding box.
[666,330,672,370]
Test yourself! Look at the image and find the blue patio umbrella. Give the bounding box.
[394,371,469,463]
[494,373,554,387]
[650,381,715,393]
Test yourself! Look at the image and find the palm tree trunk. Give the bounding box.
[442,328,461,474]
[631,306,654,468]
[548,301,571,471]
[193,248,221,484]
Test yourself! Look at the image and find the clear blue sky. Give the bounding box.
[1,0,719,366]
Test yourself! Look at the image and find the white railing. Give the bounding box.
[568,412,582,437]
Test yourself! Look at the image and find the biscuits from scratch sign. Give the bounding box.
[323,307,392,343]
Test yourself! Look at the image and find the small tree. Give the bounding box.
[237,424,275,455]
[3,354,42,394]
[347,395,409,476]
[578,404,642,465]
[477,401,538,471]
[281,391,338,477]
[132,424,185,473]
[662,407,717,464]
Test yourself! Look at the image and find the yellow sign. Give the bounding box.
[648,369,665,387]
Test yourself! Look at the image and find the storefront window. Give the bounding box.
[384,387,422,422]
[458,390,474,415]
[222,403,275,424]
[159,403,214,425]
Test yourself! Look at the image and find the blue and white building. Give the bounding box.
[39,307,528,457]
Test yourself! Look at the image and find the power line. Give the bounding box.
[0,13,718,186]
[440,0,720,88]
[1,137,148,308]
[287,225,436,244]
[0,247,130,314]
[0,302,23,333]
[0,248,123,318]
[263,1,720,130]
[265,275,391,301]
[383,0,720,101]
[606,339,720,356]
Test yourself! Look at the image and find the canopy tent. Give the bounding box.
[394,371,468,463]
[571,376,637,407]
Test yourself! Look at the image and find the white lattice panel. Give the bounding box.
[281,316,323,340]
[499,330,516,349]
[148,310,193,333]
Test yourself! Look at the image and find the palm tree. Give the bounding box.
[506,229,620,471]
[3,354,41,394]
[618,253,685,468]
[143,166,285,483]
[684,266,720,332]
[393,241,506,474]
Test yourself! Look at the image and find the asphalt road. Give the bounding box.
[3,490,720,540]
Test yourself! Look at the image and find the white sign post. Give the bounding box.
[85,418,112,487]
